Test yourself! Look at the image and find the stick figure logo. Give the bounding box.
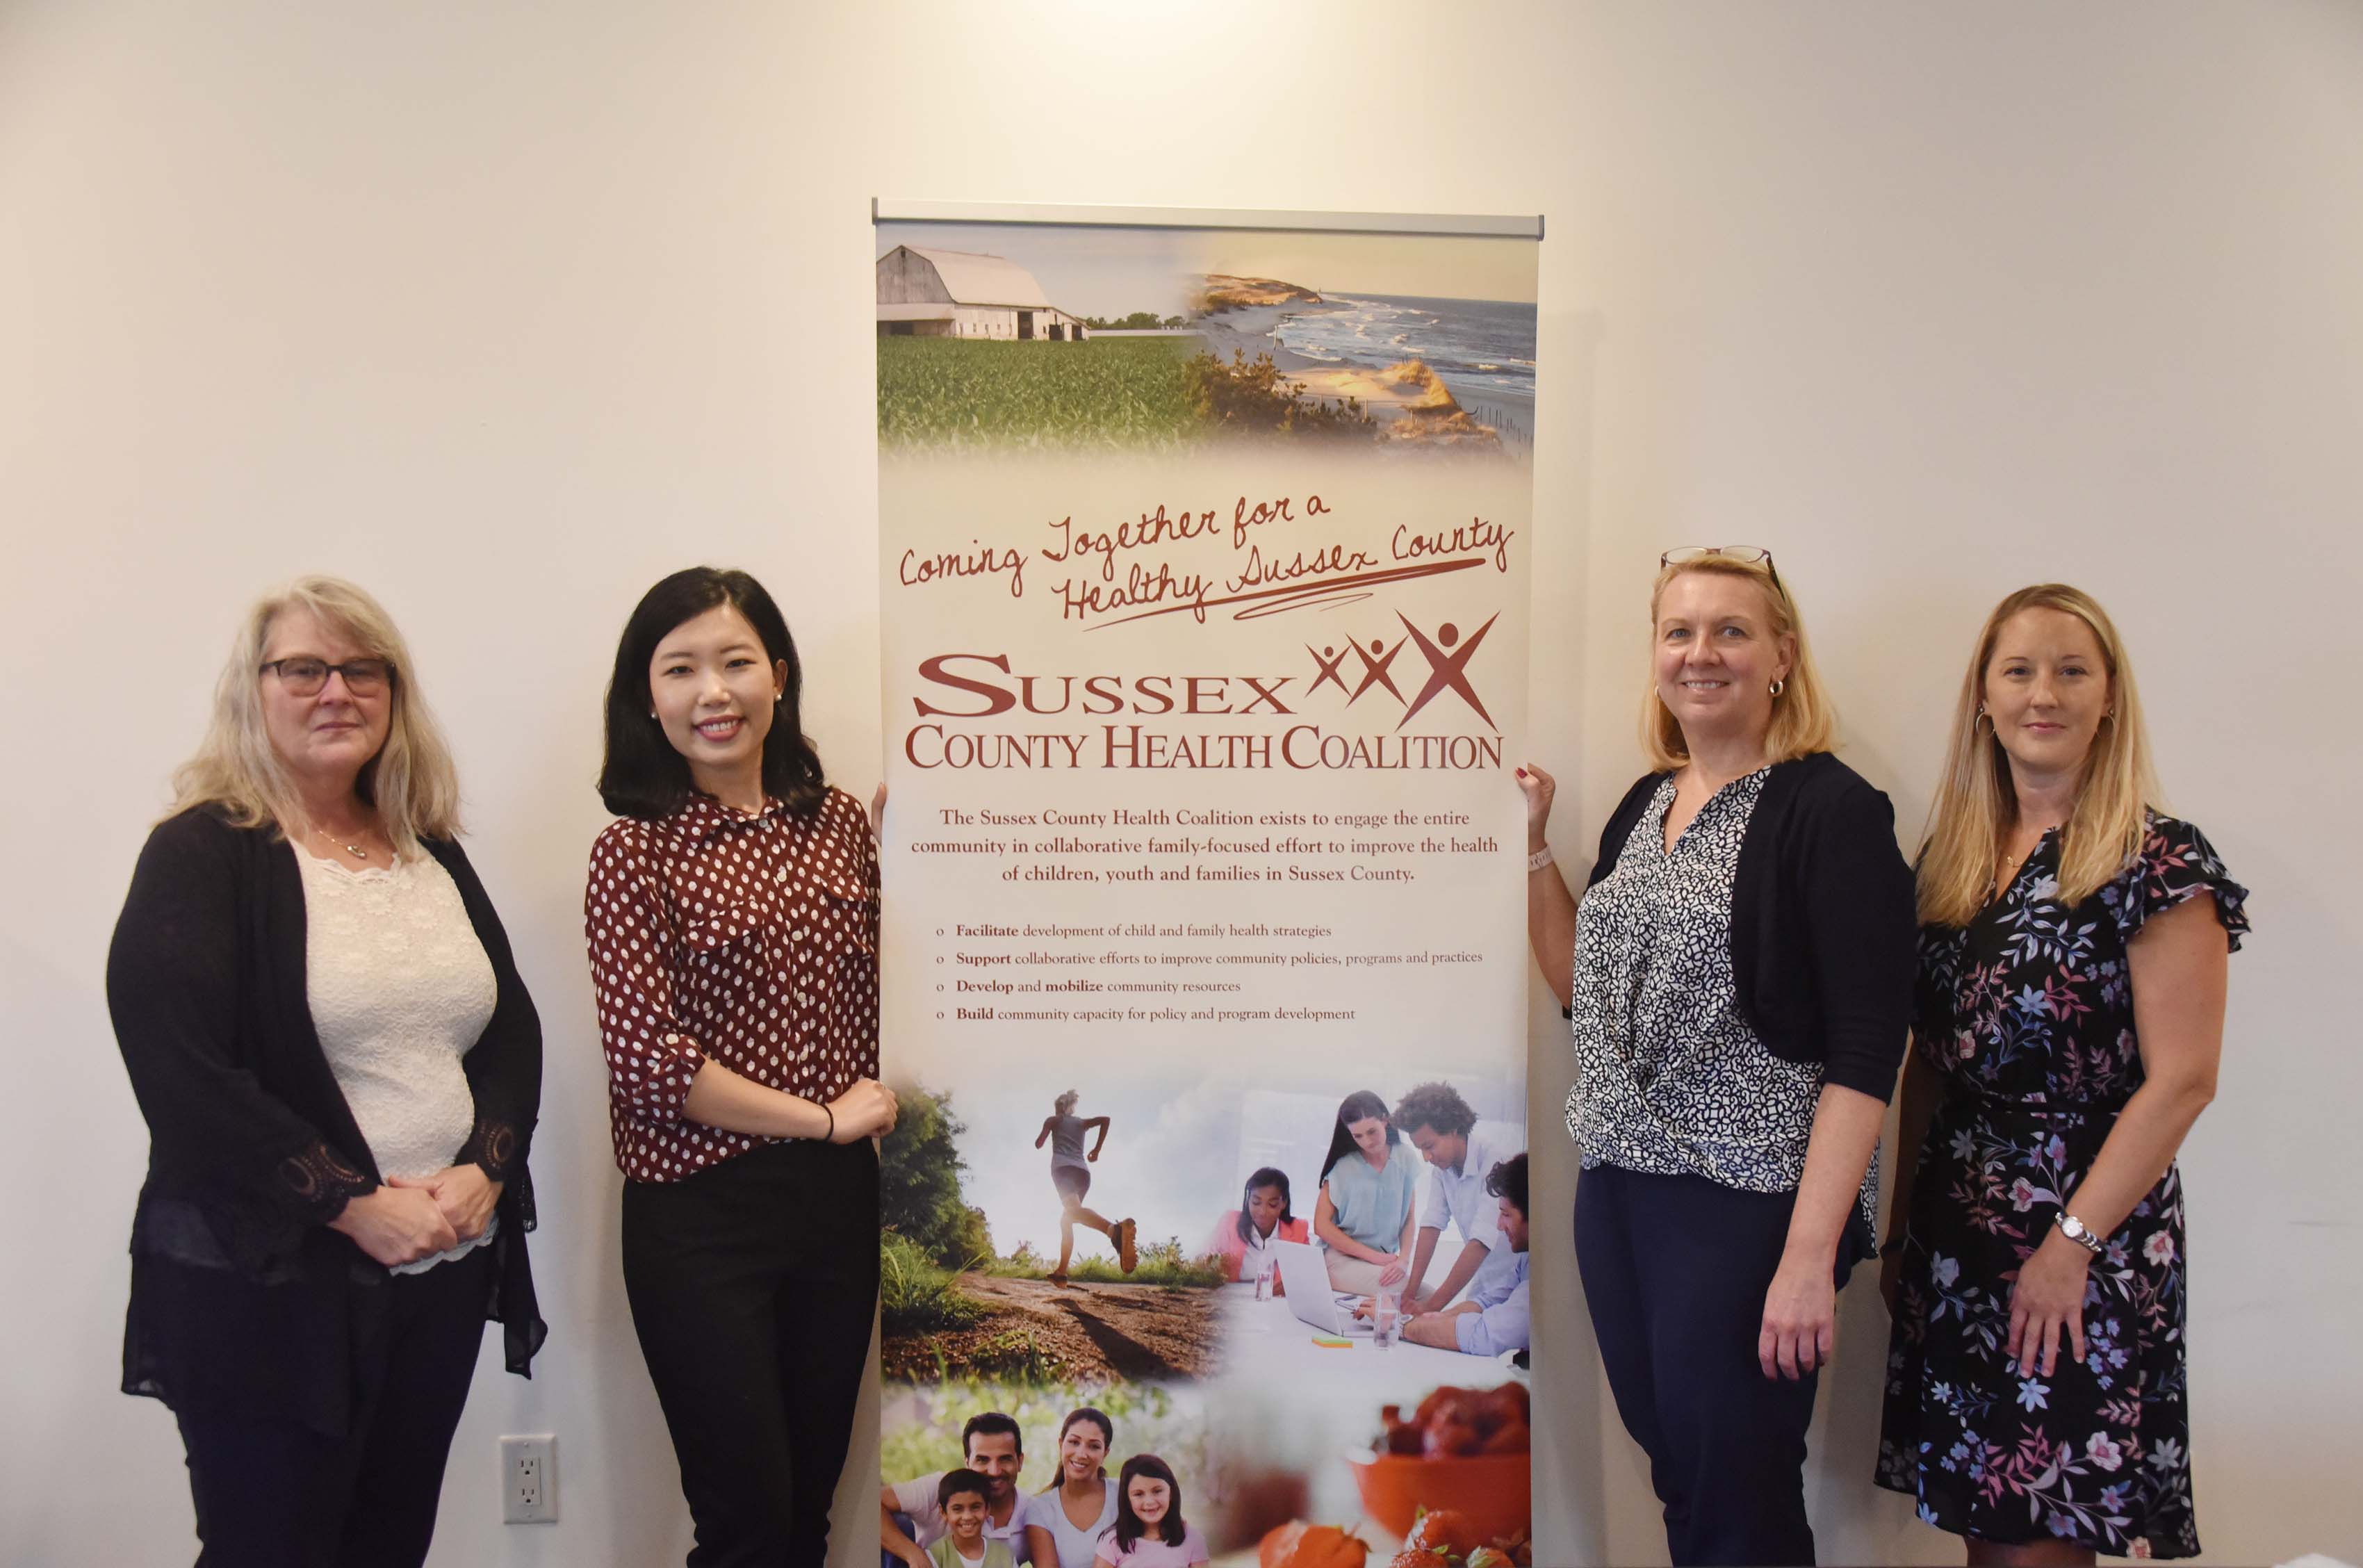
[1305,643,1352,698]
[1346,636,1407,707]
[1393,612,1500,731]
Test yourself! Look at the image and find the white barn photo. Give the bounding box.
[876,243,1088,340]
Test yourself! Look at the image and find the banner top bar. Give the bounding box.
[872,197,1543,241]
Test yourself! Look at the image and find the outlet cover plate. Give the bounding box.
[500,1434,557,1524]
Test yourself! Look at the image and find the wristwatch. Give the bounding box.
[2054,1211,2106,1257]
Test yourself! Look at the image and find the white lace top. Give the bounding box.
[297,847,498,1273]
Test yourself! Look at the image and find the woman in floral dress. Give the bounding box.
[1879,585,2248,1563]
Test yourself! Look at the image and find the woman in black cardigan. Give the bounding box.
[109,576,543,1568]
[1521,548,1915,1567]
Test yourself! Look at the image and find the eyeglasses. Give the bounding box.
[259,657,393,697]
[1660,545,1783,594]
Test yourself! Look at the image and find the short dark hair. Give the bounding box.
[1236,1167,1292,1246]
[1393,1081,1478,1139]
[1484,1152,1528,1218]
[963,1412,1022,1457]
[1111,1454,1186,1551]
[936,1468,991,1512]
[598,566,826,819]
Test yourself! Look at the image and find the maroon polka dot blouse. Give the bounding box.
[584,787,879,1182]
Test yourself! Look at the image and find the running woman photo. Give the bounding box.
[1035,1091,1134,1286]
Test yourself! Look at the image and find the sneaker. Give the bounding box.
[1047,1271,1070,1289]
[1118,1218,1138,1273]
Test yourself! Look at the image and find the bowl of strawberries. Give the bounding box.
[1344,1383,1531,1551]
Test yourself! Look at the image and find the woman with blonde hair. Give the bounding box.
[1877,585,2246,1564]
[1521,546,1915,1565]
[108,576,544,1566]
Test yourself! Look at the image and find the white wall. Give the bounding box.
[3,4,2356,1565]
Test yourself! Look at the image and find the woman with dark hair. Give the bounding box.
[110,577,543,1566]
[1313,1090,1417,1295]
[1094,1455,1207,1568]
[1202,1168,1309,1291]
[1025,1409,1118,1568]
[584,566,898,1566]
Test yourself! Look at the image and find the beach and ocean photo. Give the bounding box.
[1189,272,1537,455]
[874,220,1538,456]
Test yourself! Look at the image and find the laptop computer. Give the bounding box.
[1271,1239,1371,1336]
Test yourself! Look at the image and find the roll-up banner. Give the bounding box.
[875,200,1542,1568]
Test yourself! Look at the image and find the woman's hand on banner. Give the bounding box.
[868,782,887,838]
[1516,763,1556,849]
[829,1078,899,1143]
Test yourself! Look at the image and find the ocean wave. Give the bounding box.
[1270,291,1538,400]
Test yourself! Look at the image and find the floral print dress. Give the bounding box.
[1878,815,2248,1558]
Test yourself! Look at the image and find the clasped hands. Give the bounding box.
[332,1165,501,1268]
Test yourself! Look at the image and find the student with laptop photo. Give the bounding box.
[1403,1154,1530,1358]
[1201,1168,1309,1293]
[1392,1081,1527,1313]
[1310,1090,1416,1294]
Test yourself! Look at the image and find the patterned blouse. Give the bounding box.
[585,787,879,1182]
[1567,769,1878,1231]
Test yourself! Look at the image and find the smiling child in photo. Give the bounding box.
[1093,1455,1207,1568]
[929,1469,1015,1568]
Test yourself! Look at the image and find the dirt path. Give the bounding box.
[882,1273,1221,1384]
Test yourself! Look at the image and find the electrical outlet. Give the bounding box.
[500,1435,557,1524]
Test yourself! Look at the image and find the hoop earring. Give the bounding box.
[1974,705,1991,732]
[1768,678,1785,697]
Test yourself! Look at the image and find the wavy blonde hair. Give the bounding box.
[1917,583,2157,927]
[169,576,461,857]
[1640,555,1835,771]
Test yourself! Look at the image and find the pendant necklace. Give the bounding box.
[314,822,372,862]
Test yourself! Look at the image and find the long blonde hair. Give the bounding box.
[1640,555,1835,771]
[169,576,462,858]
[1917,584,2157,927]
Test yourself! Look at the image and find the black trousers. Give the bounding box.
[174,1246,493,1568]
[1573,1163,1830,1567]
[623,1137,881,1568]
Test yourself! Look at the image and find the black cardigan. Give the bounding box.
[1585,751,1916,1103]
[108,806,546,1435]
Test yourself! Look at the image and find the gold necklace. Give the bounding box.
[312,822,373,862]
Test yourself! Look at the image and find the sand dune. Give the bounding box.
[1197,274,1324,311]
[1291,359,1503,448]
